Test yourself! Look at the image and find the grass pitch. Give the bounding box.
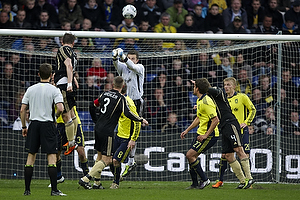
[1,179,299,200]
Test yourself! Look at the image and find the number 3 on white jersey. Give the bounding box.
[101,98,110,114]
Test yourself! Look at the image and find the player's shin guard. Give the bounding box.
[48,164,57,191]
[190,159,207,181]
[219,157,227,182]
[80,159,89,176]
[229,160,246,183]
[72,116,78,136]
[24,165,33,191]
[113,165,121,185]
[240,158,253,180]
[89,160,107,178]
[189,164,198,186]
[65,119,75,142]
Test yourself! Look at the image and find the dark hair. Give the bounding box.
[195,78,211,94]
[113,76,124,89]
[39,63,52,79]
[62,33,76,45]
[127,49,139,59]
[210,3,219,8]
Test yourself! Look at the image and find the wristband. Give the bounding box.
[22,126,27,129]
[123,57,128,62]
[67,83,72,88]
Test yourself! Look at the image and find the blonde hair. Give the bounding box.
[223,77,237,86]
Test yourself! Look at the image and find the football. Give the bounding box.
[122,4,137,19]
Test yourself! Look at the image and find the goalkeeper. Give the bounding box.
[112,48,145,178]
[212,77,256,188]
[110,84,142,189]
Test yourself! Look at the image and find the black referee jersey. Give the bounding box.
[54,45,77,84]
[90,89,143,137]
[207,87,238,128]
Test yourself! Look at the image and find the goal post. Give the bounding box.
[0,29,299,184]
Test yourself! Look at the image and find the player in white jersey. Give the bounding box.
[112,48,145,178]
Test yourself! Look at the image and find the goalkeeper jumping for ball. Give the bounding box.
[112,47,145,179]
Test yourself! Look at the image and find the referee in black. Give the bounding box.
[21,63,66,196]
[78,76,149,189]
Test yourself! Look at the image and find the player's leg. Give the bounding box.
[75,123,89,176]
[212,154,226,188]
[122,144,137,177]
[24,153,36,196]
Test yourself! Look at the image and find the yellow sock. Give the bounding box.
[93,160,101,185]
[65,120,75,141]
[241,158,253,180]
[89,160,106,178]
[229,160,246,183]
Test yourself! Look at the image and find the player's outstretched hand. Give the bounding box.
[142,118,149,126]
[180,130,188,140]
[112,49,118,59]
[117,48,127,61]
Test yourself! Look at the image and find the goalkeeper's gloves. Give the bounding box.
[117,48,128,62]
[112,49,118,60]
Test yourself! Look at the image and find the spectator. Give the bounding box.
[145,71,171,100]
[154,12,177,49]
[24,0,37,25]
[282,15,300,35]
[277,0,291,12]
[11,35,33,51]
[167,58,190,83]
[103,82,113,91]
[219,56,233,78]
[117,38,141,52]
[32,0,59,26]
[178,13,202,33]
[272,68,299,107]
[284,110,300,135]
[208,0,227,14]
[236,69,252,97]
[86,57,108,85]
[223,0,248,29]
[33,10,57,30]
[138,20,152,32]
[100,0,123,32]
[114,16,139,47]
[58,0,84,30]
[82,0,111,31]
[0,11,15,28]
[204,4,225,34]
[232,52,252,81]
[0,62,20,106]
[139,0,162,29]
[146,88,171,130]
[53,21,72,48]
[265,0,284,29]
[36,38,52,52]
[189,4,205,31]
[255,14,279,34]
[13,107,29,131]
[191,52,212,80]
[78,76,101,102]
[253,106,276,135]
[186,1,208,14]
[161,112,182,134]
[256,75,274,105]
[166,0,188,29]
[161,0,175,11]
[252,88,268,120]
[13,9,32,29]
[224,15,249,33]
[0,1,16,22]
[246,0,265,33]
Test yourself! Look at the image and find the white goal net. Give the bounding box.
[0,30,299,183]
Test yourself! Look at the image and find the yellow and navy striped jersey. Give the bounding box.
[197,94,219,137]
[117,96,141,141]
[56,106,82,124]
[227,92,256,126]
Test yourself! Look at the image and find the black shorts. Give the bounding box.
[133,98,144,117]
[25,121,57,154]
[57,84,76,113]
[190,134,219,154]
[56,123,85,151]
[94,133,114,156]
[221,120,243,154]
[113,135,131,163]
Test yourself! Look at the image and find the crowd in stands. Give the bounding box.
[1,0,300,136]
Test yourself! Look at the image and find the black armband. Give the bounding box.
[123,57,128,62]
[22,126,27,129]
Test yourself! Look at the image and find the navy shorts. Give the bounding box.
[241,126,250,154]
[190,134,219,154]
[113,135,131,163]
[25,121,57,154]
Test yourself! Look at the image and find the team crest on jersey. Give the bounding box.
[235,99,238,103]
